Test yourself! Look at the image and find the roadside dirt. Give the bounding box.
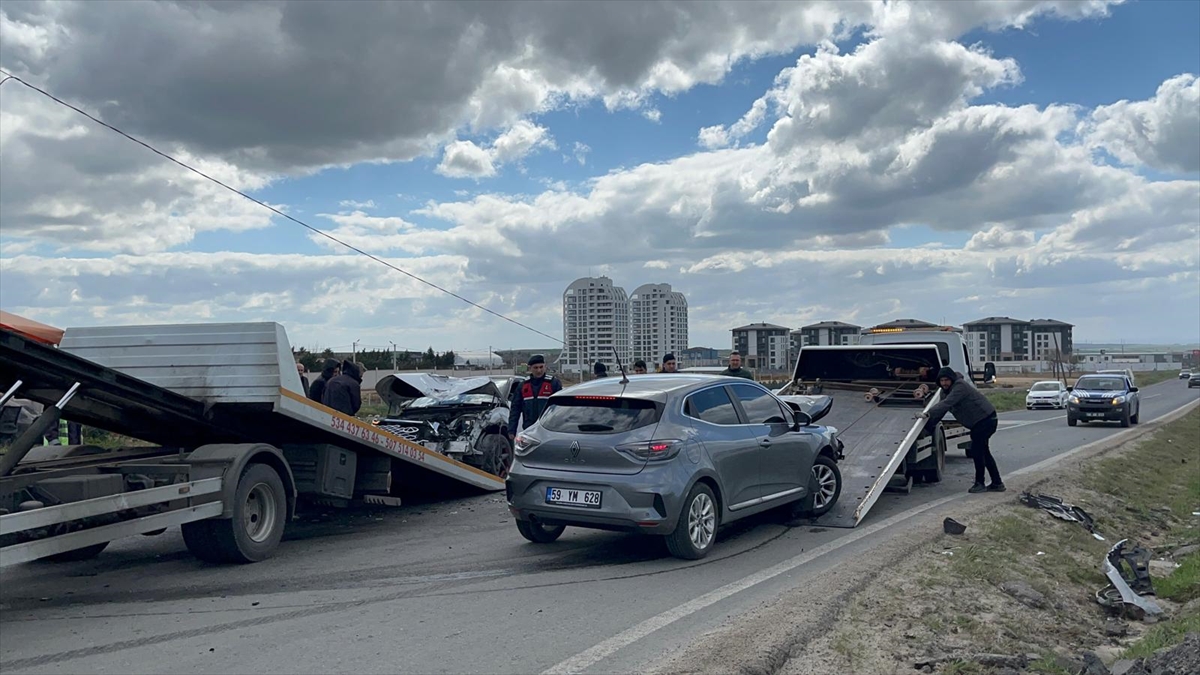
[648,405,1200,675]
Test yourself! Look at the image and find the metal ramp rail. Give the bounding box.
[798,380,936,528]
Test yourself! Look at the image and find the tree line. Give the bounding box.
[293,347,457,372]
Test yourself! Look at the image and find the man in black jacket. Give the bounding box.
[719,351,754,379]
[322,360,363,416]
[920,367,1005,494]
[308,359,339,404]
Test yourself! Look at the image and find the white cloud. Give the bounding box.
[338,199,377,210]
[572,142,591,166]
[436,121,555,178]
[965,225,1036,250]
[1083,73,1200,174]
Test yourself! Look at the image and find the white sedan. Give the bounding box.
[1026,380,1069,409]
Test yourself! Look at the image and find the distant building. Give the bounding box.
[563,277,630,373]
[731,323,791,371]
[963,316,1074,362]
[680,346,722,367]
[631,283,689,366]
[795,321,862,347]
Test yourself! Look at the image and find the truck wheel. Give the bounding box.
[917,429,946,484]
[516,519,565,543]
[183,463,287,564]
[1120,408,1131,428]
[665,483,719,560]
[1067,415,1077,427]
[45,541,109,562]
[1131,408,1140,425]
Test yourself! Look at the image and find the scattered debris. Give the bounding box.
[1103,632,1200,675]
[942,517,967,535]
[999,580,1048,609]
[1104,619,1129,638]
[1098,539,1163,618]
[1036,551,1046,556]
[1018,491,1105,540]
[1148,559,1180,577]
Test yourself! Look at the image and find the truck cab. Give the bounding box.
[856,326,993,387]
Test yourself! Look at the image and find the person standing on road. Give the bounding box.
[508,354,562,438]
[720,351,754,379]
[593,361,608,379]
[661,353,679,373]
[296,362,311,398]
[919,367,1005,494]
[633,360,647,374]
[309,359,339,404]
[323,360,364,417]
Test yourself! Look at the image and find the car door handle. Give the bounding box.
[759,439,772,447]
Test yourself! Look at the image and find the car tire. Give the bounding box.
[516,519,565,544]
[665,483,718,560]
[1067,415,1077,427]
[1131,406,1140,425]
[795,455,843,518]
[1120,407,1131,428]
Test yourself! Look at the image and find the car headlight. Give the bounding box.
[1112,395,1126,405]
[1069,396,1080,404]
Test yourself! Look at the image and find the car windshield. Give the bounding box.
[408,393,497,408]
[1075,377,1126,391]
[538,396,661,434]
[1031,382,1060,392]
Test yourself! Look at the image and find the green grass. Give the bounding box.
[1122,606,1200,659]
[1134,369,1183,387]
[983,389,1029,412]
[1155,553,1200,603]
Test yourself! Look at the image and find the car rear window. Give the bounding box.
[538,397,661,434]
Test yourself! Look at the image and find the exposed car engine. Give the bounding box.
[373,373,520,478]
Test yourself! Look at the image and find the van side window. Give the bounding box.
[685,387,741,425]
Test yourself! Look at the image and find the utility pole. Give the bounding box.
[352,339,360,364]
[390,341,397,372]
[488,344,492,375]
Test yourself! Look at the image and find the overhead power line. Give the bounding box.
[0,70,564,345]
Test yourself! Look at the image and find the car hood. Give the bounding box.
[375,373,502,406]
[1027,391,1062,397]
[1072,388,1128,398]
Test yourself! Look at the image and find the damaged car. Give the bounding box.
[372,373,520,478]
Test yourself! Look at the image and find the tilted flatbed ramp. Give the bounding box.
[782,344,951,528]
[47,322,501,492]
[805,384,933,528]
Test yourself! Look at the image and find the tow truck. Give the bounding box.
[775,325,992,528]
[0,315,503,567]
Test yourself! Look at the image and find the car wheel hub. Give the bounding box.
[687,493,715,549]
[813,464,837,509]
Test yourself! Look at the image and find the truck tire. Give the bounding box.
[1067,415,1078,427]
[665,482,719,560]
[1120,407,1131,428]
[45,541,109,562]
[182,463,287,564]
[916,429,946,484]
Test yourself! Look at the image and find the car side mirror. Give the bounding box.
[1130,387,1139,393]
[1066,386,1073,392]
[793,411,812,429]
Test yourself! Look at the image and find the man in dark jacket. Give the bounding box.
[308,359,339,404]
[593,361,608,378]
[661,353,679,373]
[508,354,561,438]
[322,360,363,417]
[296,362,311,398]
[720,351,754,379]
[920,367,1004,493]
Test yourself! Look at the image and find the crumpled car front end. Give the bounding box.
[373,373,519,477]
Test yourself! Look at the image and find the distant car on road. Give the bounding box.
[506,374,843,559]
[1025,380,1068,409]
[1180,369,1192,380]
[1067,374,1140,428]
[1189,372,1200,388]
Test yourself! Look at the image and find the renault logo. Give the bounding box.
[569,441,581,460]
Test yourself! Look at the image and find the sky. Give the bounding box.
[1,0,1198,356]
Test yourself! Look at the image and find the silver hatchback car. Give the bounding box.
[505,374,843,559]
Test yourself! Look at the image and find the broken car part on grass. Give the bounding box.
[373,373,521,478]
[1097,538,1163,618]
[1018,491,1106,540]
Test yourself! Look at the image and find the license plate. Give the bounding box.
[546,487,602,509]
[1086,412,1106,418]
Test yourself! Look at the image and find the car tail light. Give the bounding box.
[616,439,682,462]
[513,433,540,456]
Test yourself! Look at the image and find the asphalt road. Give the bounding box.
[2,378,1197,675]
